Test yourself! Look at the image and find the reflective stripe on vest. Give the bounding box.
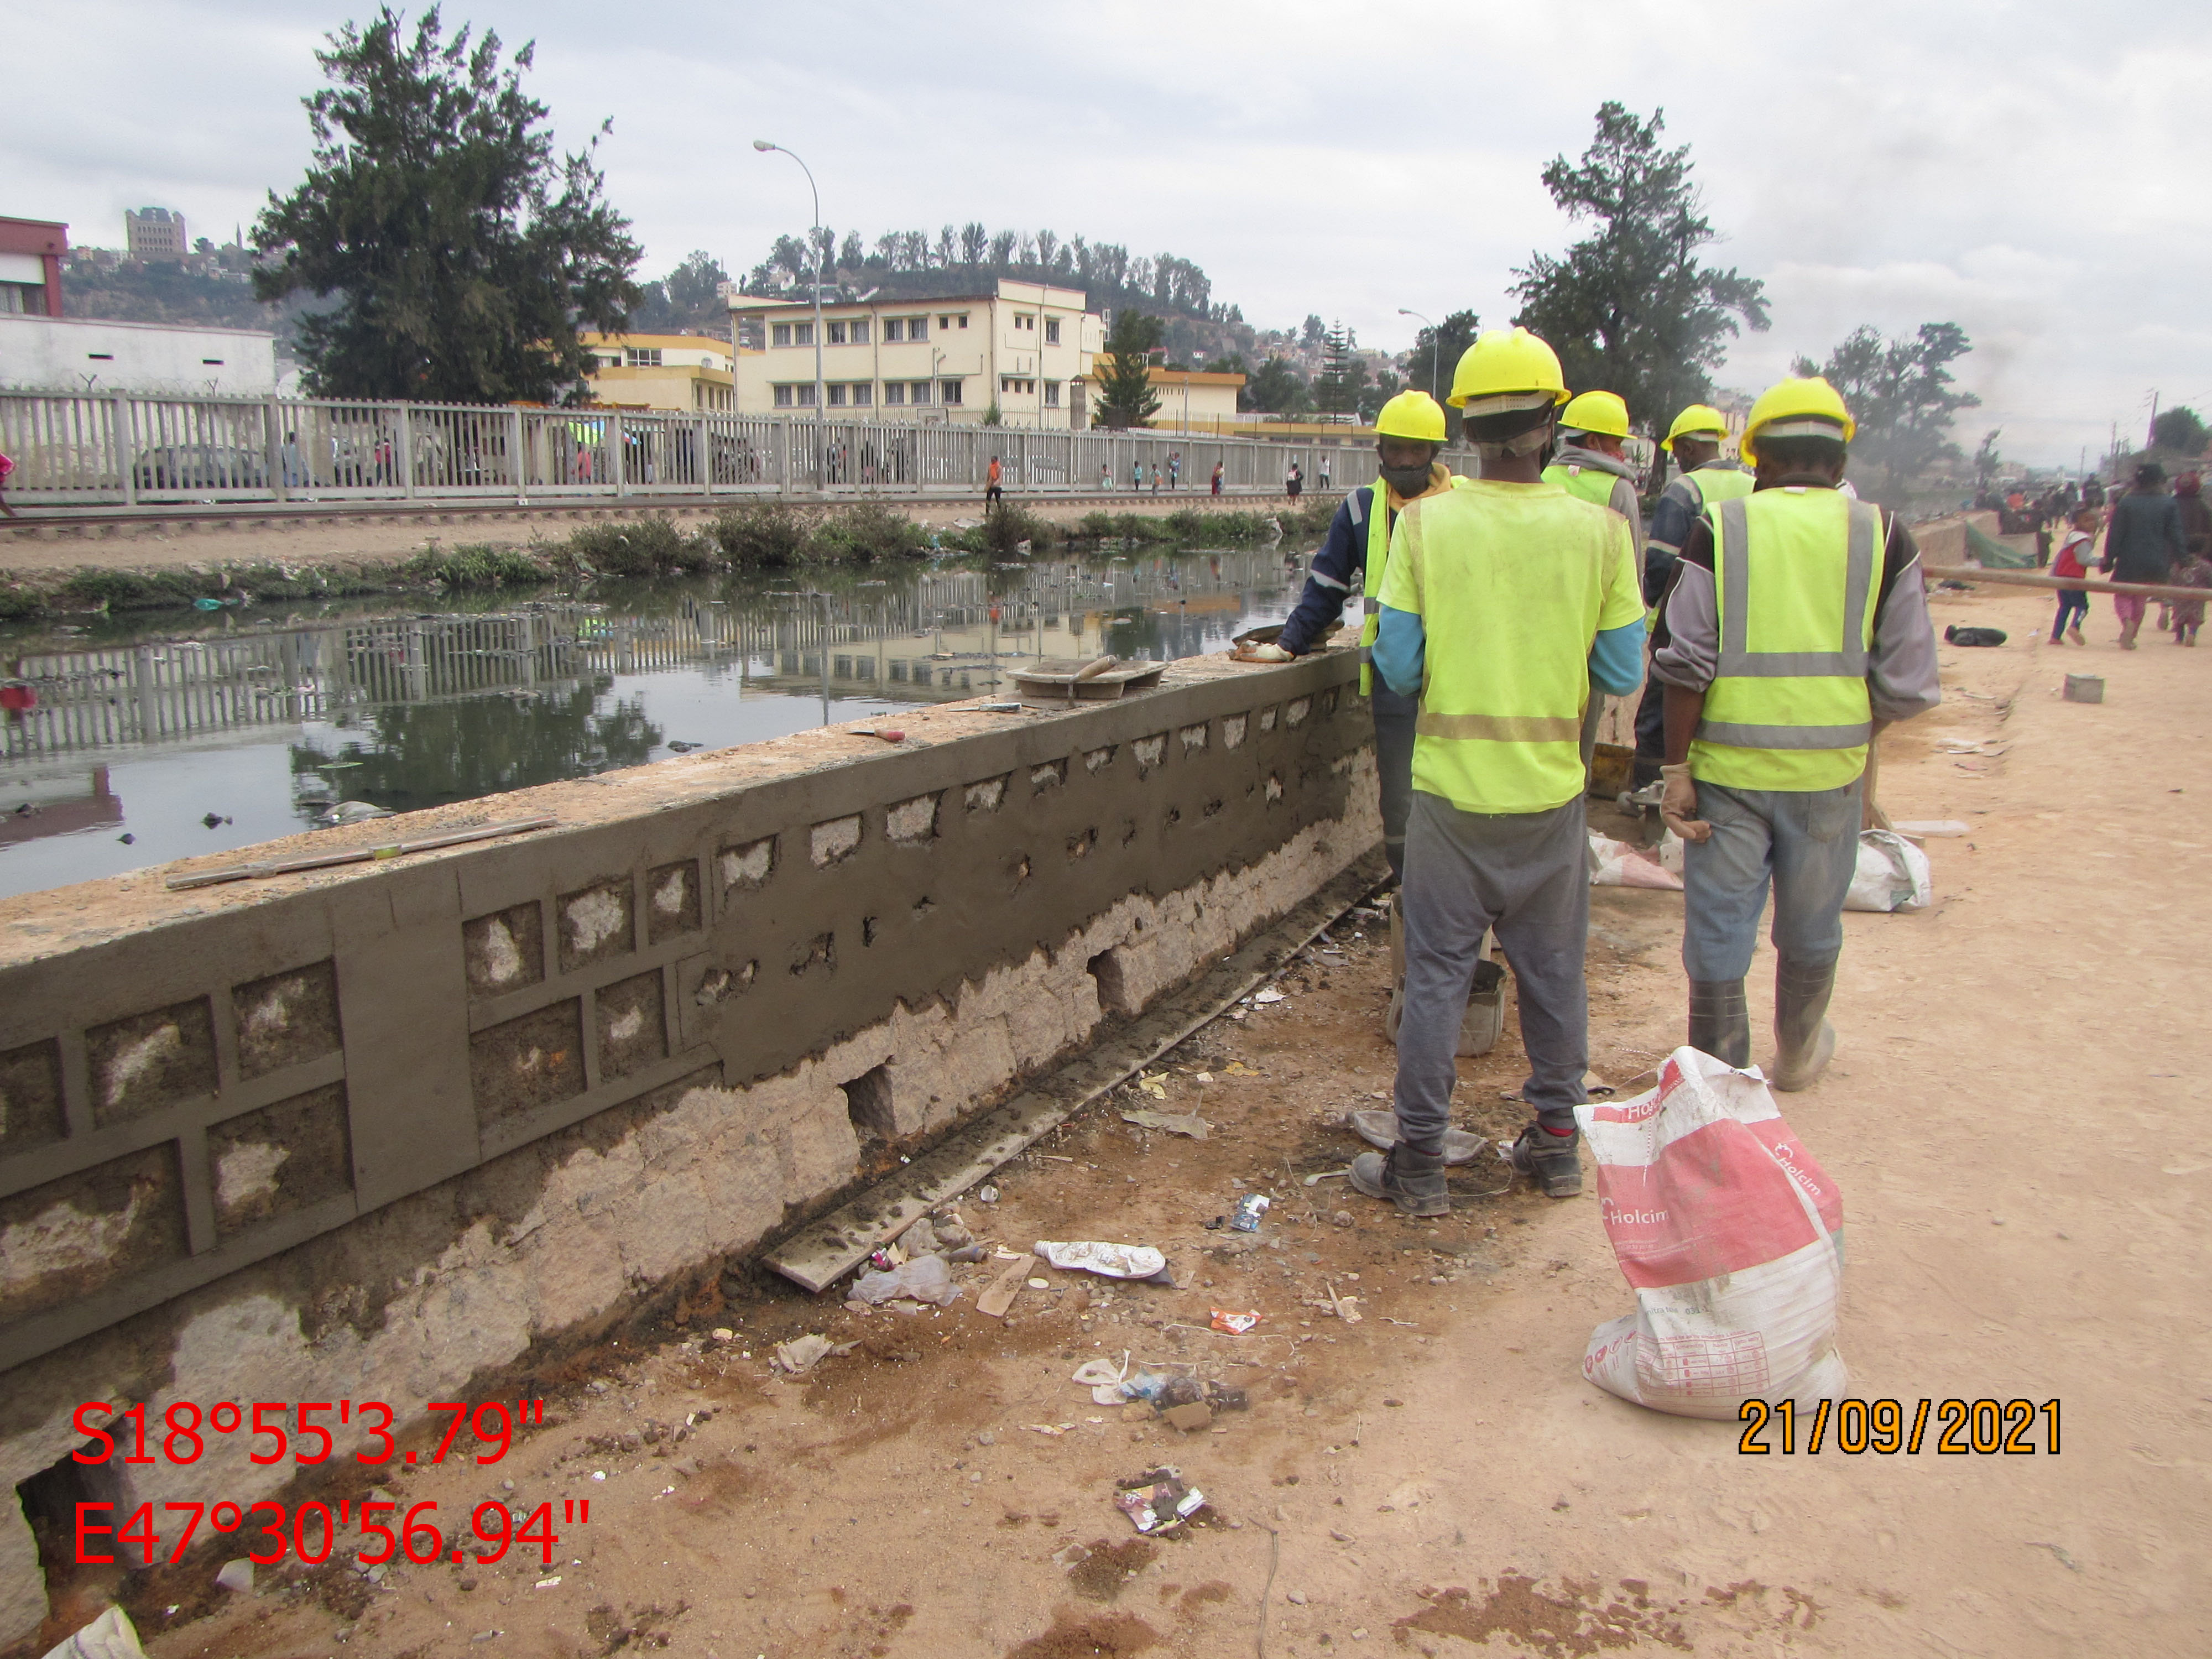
[1692,491,1883,791]
[1356,484,1392,696]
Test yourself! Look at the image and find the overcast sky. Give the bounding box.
[8,0,2205,466]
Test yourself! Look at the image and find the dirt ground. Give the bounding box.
[44,578,2210,1657]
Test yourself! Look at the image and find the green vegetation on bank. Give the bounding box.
[0,498,1317,622]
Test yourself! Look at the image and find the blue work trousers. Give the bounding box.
[1681,780,1861,981]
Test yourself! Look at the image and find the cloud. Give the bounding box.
[7,0,2205,464]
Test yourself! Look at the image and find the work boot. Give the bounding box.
[1688,979,1751,1068]
[1506,1123,1583,1199]
[1770,957,1839,1092]
[1348,1145,1449,1217]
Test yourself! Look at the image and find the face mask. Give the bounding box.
[1380,463,1432,497]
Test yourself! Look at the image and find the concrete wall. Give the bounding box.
[0,315,278,397]
[0,648,1375,1640]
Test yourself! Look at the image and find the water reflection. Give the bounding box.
[0,547,1305,898]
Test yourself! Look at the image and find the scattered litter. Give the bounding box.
[1211,1310,1263,1334]
[1035,1240,1168,1280]
[1135,1071,1170,1099]
[1588,832,1683,890]
[1577,1047,1846,1418]
[1302,1167,1350,1186]
[40,1607,146,1659]
[1845,830,1934,912]
[1936,740,2010,757]
[849,1254,962,1307]
[771,1334,854,1375]
[1115,1467,1207,1534]
[1892,820,1970,837]
[1222,1061,1260,1077]
[1229,1194,1271,1232]
[1194,1071,1214,1083]
[1322,1281,1363,1323]
[1121,1109,1210,1138]
[977,1185,1000,1203]
[1026,1423,1078,1437]
[1251,988,1286,1005]
[214,1559,254,1595]
[710,1327,735,1343]
[1943,624,2008,647]
[534,1577,562,1590]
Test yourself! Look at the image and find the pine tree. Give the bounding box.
[253,6,640,403]
[1095,310,1164,430]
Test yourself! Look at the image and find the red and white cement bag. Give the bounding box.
[1574,1047,1847,1418]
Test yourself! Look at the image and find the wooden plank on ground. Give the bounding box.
[760,854,1387,1293]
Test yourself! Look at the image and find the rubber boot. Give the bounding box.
[1348,1145,1449,1217]
[1688,979,1750,1067]
[1506,1123,1583,1199]
[1770,957,1838,1092]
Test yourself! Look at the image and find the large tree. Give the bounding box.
[2152,405,2209,457]
[1311,321,1367,422]
[1244,356,1309,415]
[254,6,640,403]
[1793,322,1980,503]
[1094,309,1164,429]
[630,249,730,334]
[1509,103,1767,430]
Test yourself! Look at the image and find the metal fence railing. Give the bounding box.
[0,389,1457,509]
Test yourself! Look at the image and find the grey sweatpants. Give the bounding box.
[1681,779,1862,981]
[1370,681,1418,883]
[1394,790,1590,1142]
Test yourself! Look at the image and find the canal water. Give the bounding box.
[0,547,1311,900]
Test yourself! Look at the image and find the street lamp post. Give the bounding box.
[753,140,826,421]
[1397,308,1438,402]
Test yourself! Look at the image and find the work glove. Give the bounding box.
[1659,763,1710,843]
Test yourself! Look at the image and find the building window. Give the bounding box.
[940,379,963,406]
[911,382,932,405]
[827,383,847,406]
[853,658,875,680]
[884,382,906,405]
[883,319,903,342]
[1014,313,1034,331]
[849,319,870,345]
[940,315,953,330]
[771,323,791,347]
[890,660,908,681]
[624,347,662,367]
[851,382,873,406]
[796,383,817,406]
[957,314,969,328]
[908,317,928,341]
[826,320,846,345]
[1045,318,1061,344]
[774,384,794,408]
[1045,380,1061,407]
[795,322,815,346]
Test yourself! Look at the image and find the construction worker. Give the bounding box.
[1349,330,1646,1212]
[1632,405,1756,785]
[1243,389,1453,884]
[1543,390,1645,548]
[1651,377,1941,1088]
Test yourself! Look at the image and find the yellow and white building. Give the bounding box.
[580,332,736,411]
[1090,359,1246,432]
[728,279,1102,427]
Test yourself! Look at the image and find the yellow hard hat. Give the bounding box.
[1374,390,1447,444]
[1446,327,1571,412]
[1661,404,1730,452]
[1740,377,1855,465]
[1559,390,1630,440]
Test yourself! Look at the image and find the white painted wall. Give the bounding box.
[0,314,278,395]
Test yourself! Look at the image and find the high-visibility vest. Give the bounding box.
[1691,488,1885,792]
[1683,464,1755,509]
[1541,460,1625,508]
[1381,479,1644,815]
[1355,469,1451,695]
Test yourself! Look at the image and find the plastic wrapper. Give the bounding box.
[849,1254,961,1306]
[1033,1240,1167,1279]
[1115,1468,1206,1533]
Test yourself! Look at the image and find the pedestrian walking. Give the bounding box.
[985,454,1003,505]
[1319,454,1332,491]
[1169,451,1181,491]
[1286,461,1303,502]
[0,448,16,519]
[1348,333,1645,1211]
[1652,375,1942,1091]
[2099,462,2185,648]
[2171,552,2210,646]
[1211,462,1224,496]
[2050,507,2097,644]
[1131,457,1142,491]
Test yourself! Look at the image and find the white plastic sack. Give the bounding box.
[1844,829,1932,912]
[1587,833,1683,890]
[1033,1240,1167,1279]
[1575,1047,1848,1420]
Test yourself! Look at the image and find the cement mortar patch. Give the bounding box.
[0,755,1375,1632]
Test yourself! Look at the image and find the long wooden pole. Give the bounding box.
[1926,566,2212,605]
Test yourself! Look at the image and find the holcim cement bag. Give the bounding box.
[1575,1047,1847,1419]
[1844,829,1933,914]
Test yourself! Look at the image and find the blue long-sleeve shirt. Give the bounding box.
[1372,606,1644,700]
[1276,486,1380,654]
